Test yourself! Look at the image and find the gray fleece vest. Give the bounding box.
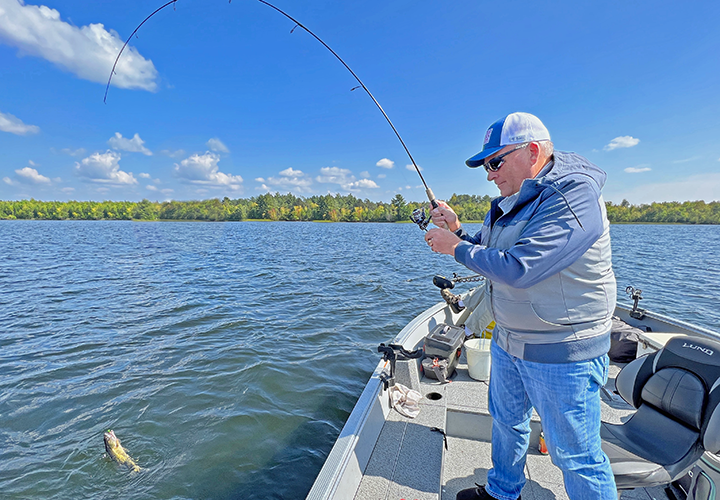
[486,201,616,363]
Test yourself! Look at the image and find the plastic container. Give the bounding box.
[465,338,491,381]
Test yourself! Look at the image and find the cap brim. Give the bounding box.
[466,145,504,168]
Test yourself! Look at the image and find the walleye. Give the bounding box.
[103,430,141,472]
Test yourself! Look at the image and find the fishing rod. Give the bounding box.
[104,0,440,214]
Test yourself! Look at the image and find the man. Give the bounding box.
[425,112,617,500]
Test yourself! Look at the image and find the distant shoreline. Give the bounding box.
[2,196,719,224]
[1,219,716,226]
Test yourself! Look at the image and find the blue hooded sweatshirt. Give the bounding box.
[454,151,616,363]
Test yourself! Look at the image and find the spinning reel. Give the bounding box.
[410,207,432,231]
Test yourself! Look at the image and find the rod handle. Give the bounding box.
[426,187,438,209]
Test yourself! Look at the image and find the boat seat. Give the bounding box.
[601,336,720,490]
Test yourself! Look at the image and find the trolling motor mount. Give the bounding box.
[432,274,485,314]
[433,275,464,313]
[433,275,454,290]
[626,286,645,319]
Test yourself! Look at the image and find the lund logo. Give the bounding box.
[683,342,714,356]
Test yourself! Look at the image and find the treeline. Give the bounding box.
[0,193,476,223]
[605,200,720,224]
[1,195,718,224]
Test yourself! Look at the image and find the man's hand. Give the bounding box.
[431,201,461,232]
[425,227,462,255]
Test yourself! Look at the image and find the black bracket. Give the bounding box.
[377,343,424,390]
[626,286,645,320]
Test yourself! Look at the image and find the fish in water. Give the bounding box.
[103,430,140,472]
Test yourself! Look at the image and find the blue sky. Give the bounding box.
[1,0,719,204]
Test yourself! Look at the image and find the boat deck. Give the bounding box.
[354,351,672,500]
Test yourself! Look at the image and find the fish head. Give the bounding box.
[103,430,121,453]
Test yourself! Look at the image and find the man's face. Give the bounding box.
[484,144,534,197]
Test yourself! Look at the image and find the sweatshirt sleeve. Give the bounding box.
[453,178,605,289]
[455,226,482,245]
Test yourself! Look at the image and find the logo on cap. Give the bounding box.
[484,128,493,145]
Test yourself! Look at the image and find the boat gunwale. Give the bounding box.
[306,300,450,499]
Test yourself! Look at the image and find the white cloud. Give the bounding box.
[604,136,640,151]
[108,132,152,155]
[672,156,702,164]
[147,185,172,195]
[0,110,40,135]
[378,173,387,179]
[207,138,229,153]
[15,166,51,184]
[346,179,379,190]
[3,177,14,185]
[160,149,186,158]
[406,163,423,172]
[53,147,86,157]
[173,152,243,190]
[75,150,137,185]
[624,164,651,173]
[316,166,356,188]
[61,187,74,193]
[360,170,370,178]
[0,0,157,90]
[261,167,312,192]
[139,172,151,179]
[315,166,380,191]
[607,173,720,204]
[376,158,394,169]
[277,167,301,177]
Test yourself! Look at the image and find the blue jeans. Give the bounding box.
[486,340,616,500]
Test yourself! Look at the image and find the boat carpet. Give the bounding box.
[354,350,674,500]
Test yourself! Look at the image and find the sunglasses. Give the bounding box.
[482,143,528,173]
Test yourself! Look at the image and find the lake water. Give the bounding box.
[1,221,719,499]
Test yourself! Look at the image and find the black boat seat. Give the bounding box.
[601,336,720,490]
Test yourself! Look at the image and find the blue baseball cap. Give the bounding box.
[466,112,551,168]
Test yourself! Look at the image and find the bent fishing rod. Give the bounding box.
[104,0,439,215]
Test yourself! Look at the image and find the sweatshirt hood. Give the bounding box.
[501,151,608,231]
[539,151,607,190]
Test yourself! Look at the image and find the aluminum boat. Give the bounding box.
[307,283,720,500]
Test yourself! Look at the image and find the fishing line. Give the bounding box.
[104,0,439,209]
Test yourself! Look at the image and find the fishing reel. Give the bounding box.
[410,207,432,231]
[433,273,484,314]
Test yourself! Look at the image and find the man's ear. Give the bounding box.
[528,141,542,164]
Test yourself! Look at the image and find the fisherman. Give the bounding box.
[425,112,617,500]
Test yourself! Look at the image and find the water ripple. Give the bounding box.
[1,220,718,499]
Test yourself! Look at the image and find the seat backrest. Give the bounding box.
[641,367,705,429]
[616,336,720,453]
